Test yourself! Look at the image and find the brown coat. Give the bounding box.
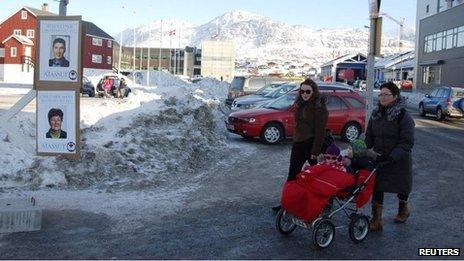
[293,96,329,155]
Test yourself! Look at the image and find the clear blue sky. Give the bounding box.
[1,0,417,36]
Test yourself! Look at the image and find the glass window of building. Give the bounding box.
[423,66,441,84]
[458,26,464,47]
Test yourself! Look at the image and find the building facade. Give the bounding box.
[200,41,235,81]
[414,0,464,90]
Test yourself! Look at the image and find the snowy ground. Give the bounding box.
[0,71,256,225]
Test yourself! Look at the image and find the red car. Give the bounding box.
[226,85,366,144]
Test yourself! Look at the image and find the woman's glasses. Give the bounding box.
[324,155,338,160]
[300,90,312,95]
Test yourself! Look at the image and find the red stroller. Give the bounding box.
[275,164,376,249]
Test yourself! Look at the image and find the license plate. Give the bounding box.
[226,124,235,131]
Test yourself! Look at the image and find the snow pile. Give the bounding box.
[0,71,236,190]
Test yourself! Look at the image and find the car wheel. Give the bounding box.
[419,103,426,117]
[341,122,361,142]
[260,123,283,144]
[436,107,445,121]
[89,91,95,97]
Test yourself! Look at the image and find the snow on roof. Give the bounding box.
[375,51,414,69]
[320,53,367,68]
[2,34,34,45]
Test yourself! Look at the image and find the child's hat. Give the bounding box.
[325,143,341,156]
[350,139,367,157]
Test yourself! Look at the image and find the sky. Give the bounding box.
[1,0,417,36]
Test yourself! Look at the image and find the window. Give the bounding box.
[435,32,443,51]
[344,97,365,109]
[445,29,454,49]
[11,47,17,57]
[107,40,112,48]
[21,10,27,20]
[423,66,441,85]
[13,29,21,36]
[26,29,34,38]
[92,54,102,63]
[92,38,102,46]
[429,89,439,97]
[458,26,464,47]
[327,96,348,110]
[0,48,4,58]
[107,56,112,64]
[436,89,446,98]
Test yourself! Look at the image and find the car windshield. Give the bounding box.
[451,88,464,98]
[265,93,296,110]
[230,77,245,90]
[264,84,296,98]
[255,83,281,95]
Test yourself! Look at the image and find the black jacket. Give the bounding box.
[46,129,67,139]
[365,96,415,194]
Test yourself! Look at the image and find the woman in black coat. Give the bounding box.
[365,82,415,231]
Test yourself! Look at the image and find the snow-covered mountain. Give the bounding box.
[114,10,414,68]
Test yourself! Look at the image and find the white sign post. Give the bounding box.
[35,16,82,159]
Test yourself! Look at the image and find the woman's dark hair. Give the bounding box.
[293,78,320,108]
[380,82,400,97]
[48,108,64,122]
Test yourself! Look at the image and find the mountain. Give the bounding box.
[114,10,415,68]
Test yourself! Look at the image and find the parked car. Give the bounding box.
[96,74,131,98]
[400,80,413,91]
[226,76,287,105]
[231,82,286,105]
[226,84,366,144]
[81,76,95,97]
[419,86,464,120]
[231,83,297,111]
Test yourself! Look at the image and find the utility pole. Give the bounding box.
[366,0,382,126]
[380,13,405,83]
[158,19,163,85]
[58,0,68,16]
[147,22,151,86]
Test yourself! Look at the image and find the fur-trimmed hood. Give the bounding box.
[371,96,407,121]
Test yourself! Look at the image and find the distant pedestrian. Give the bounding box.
[365,82,415,231]
[273,78,329,211]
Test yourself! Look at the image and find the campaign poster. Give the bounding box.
[39,20,79,82]
[37,90,77,154]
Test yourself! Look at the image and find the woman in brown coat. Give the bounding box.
[365,82,415,231]
[273,79,329,211]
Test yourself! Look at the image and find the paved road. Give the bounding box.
[1,109,463,259]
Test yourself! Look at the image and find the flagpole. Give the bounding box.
[118,5,124,76]
[158,19,162,85]
[132,10,136,84]
[147,21,151,86]
[178,27,181,75]
[139,29,143,70]
[169,24,172,74]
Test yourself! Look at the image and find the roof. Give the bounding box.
[321,53,367,68]
[24,6,57,17]
[83,21,114,40]
[2,34,34,45]
[374,51,414,69]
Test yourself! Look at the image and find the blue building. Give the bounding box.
[320,53,367,84]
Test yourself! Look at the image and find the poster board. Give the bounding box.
[35,16,82,159]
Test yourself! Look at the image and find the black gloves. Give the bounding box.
[376,155,394,169]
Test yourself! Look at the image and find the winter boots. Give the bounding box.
[394,200,410,223]
[370,202,383,231]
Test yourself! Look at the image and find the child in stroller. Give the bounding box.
[277,141,377,248]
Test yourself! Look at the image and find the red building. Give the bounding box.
[0,4,114,83]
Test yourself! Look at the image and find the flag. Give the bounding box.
[169,30,176,36]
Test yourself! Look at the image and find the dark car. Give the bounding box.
[226,84,366,144]
[226,76,289,105]
[81,76,95,97]
[231,83,298,111]
[419,86,464,120]
[96,74,131,98]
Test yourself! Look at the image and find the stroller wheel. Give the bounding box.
[275,209,297,235]
[349,214,370,243]
[312,219,335,249]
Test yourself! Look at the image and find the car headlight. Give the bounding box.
[243,104,256,109]
[242,117,256,123]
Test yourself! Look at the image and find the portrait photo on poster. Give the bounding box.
[39,19,79,82]
[49,35,70,67]
[37,90,77,154]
